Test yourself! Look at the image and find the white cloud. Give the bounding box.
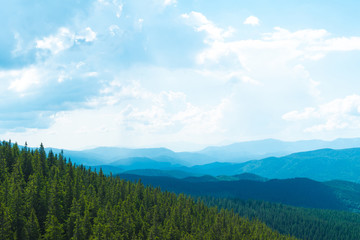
[175,98,230,134]
[181,11,234,43]
[97,0,109,5]
[109,25,122,36]
[36,27,74,54]
[136,18,144,30]
[196,69,261,86]
[6,2,360,150]
[57,72,71,83]
[164,0,177,6]
[183,16,360,100]
[118,96,229,135]
[193,25,360,68]
[12,32,24,57]
[5,68,41,93]
[116,3,123,18]
[86,79,229,136]
[310,37,360,51]
[85,72,99,77]
[241,75,260,85]
[282,107,317,121]
[196,27,331,68]
[283,95,360,132]
[4,78,231,151]
[244,16,260,26]
[88,80,151,107]
[292,64,321,98]
[75,27,97,43]
[36,27,97,54]
[264,27,328,42]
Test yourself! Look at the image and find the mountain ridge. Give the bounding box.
[43,137,360,166]
[118,173,360,212]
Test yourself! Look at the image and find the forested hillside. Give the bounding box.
[202,197,360,240]
[118,174,360,212]
[0,141,295,240]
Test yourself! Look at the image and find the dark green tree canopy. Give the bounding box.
[0,141,295,240]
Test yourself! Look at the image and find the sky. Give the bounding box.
[2,0,360,151]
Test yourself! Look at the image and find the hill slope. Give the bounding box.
[118,174,360,212]
[0,141,295,240]
[203,197,360,240]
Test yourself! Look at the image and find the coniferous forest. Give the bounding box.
[201,197,360,240]
[0,141,296,240]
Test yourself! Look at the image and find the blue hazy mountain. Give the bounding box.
[199,138,360,162]
[48,146,214,166]
[46,137,360,167]
[189,148,360,183]
[236,148,360,182]
[43,138,360,183]
[121,169,199,178]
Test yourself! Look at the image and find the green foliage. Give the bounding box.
[202,196,360,240]
[0,141,294,240]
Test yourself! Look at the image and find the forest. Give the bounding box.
[118,174,360,240]
[0,141,295,240]
[202,197,360,240]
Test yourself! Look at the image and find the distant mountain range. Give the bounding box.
[44,138,360,183]
[48,146,210,166]
[189,148,360,182]
[198,138,360,162]
[50,137,360,165]
[89,147,360,183]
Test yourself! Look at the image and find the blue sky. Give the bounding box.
[2,0,360,151]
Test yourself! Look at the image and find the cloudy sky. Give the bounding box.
[2,0,360,151]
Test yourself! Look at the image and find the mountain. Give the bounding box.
[199,138,360,162]
[44,148,106,166]
[237,148,360,182]
[182,175,219,182]
[119,174,360,212]
[48,146,212,167]
[46,144,360,183]
[182,173,268,182]
[121,169,198,178]
[44,137,360,167]
[325,180,360,212]
[48,147,184,165]
[187,148,360,183]
[42,139,360,183]
[189,162,238,175]
[216,173,268,182]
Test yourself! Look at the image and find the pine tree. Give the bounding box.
[24,208,40,240]
[44,214,64,240]
[0,203,13,239]
[9,162,26,239]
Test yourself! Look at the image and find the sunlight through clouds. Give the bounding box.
[2,0,360,149]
